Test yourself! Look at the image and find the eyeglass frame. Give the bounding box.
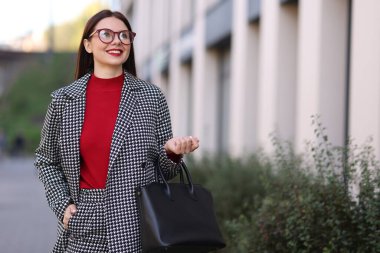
[88,28,136,45]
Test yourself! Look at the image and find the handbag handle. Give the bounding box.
[180,162,195,196]
[156,161,197,201]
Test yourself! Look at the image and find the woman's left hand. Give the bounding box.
[164,136,200,155]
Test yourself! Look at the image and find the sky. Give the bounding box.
[0,0,111,44]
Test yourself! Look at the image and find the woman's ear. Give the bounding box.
[83,39,92,53]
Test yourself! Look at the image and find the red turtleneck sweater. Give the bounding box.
[79,73,124,189]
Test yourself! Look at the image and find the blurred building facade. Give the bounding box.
[114,0,380,158]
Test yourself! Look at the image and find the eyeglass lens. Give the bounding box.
[98,29,133,45]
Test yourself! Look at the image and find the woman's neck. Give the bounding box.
[93,66,123,79]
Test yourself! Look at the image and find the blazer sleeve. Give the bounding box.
[34,96,72,222]
[156,90,181,180]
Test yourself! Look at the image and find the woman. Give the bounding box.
[35,9,199,253]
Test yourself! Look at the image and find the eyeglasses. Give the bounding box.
[88,28,136,45]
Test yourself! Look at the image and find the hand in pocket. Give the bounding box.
[63,204,77,229]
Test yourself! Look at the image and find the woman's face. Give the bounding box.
[84,17,131,74]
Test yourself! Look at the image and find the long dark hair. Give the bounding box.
[75,10,137,79]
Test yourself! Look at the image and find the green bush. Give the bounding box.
[187,116,380,252]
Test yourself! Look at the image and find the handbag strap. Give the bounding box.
[179,162,195,195]
[154,160,184,183]
[155,160,196,200]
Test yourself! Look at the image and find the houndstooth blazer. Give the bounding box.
[35,71,180,252]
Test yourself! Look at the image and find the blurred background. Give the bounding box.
[1,0,380,252]
[1,0,379,158]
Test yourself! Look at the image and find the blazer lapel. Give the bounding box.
[108,72,139,170]
[62,74,89,202]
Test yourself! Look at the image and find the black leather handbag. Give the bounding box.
[136,161,226,253]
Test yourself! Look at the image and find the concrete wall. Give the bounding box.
[116,0,380,159]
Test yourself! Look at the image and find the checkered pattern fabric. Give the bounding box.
[35,71,180,253]
[66,189,107,252]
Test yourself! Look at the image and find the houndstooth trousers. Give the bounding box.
[35,71,180,252]
[63,189,108,253]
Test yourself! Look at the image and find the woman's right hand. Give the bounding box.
[63,204,77,229]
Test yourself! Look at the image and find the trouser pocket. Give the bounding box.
[68,190,106,242]
[68,202,95,240]
[66,203,107,252]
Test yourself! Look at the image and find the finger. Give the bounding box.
[189,136,199,151]
[63,212,69,223]
[182,137,191,153]
[193,138,200,149]
[180,137,187,154]
[63,215,70,229]
[185,137,192,153]
[177,139,183,151]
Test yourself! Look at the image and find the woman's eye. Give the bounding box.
[102,32,112,38]
[120,32,129,40]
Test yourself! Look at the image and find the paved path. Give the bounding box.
[0,157,56,253]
